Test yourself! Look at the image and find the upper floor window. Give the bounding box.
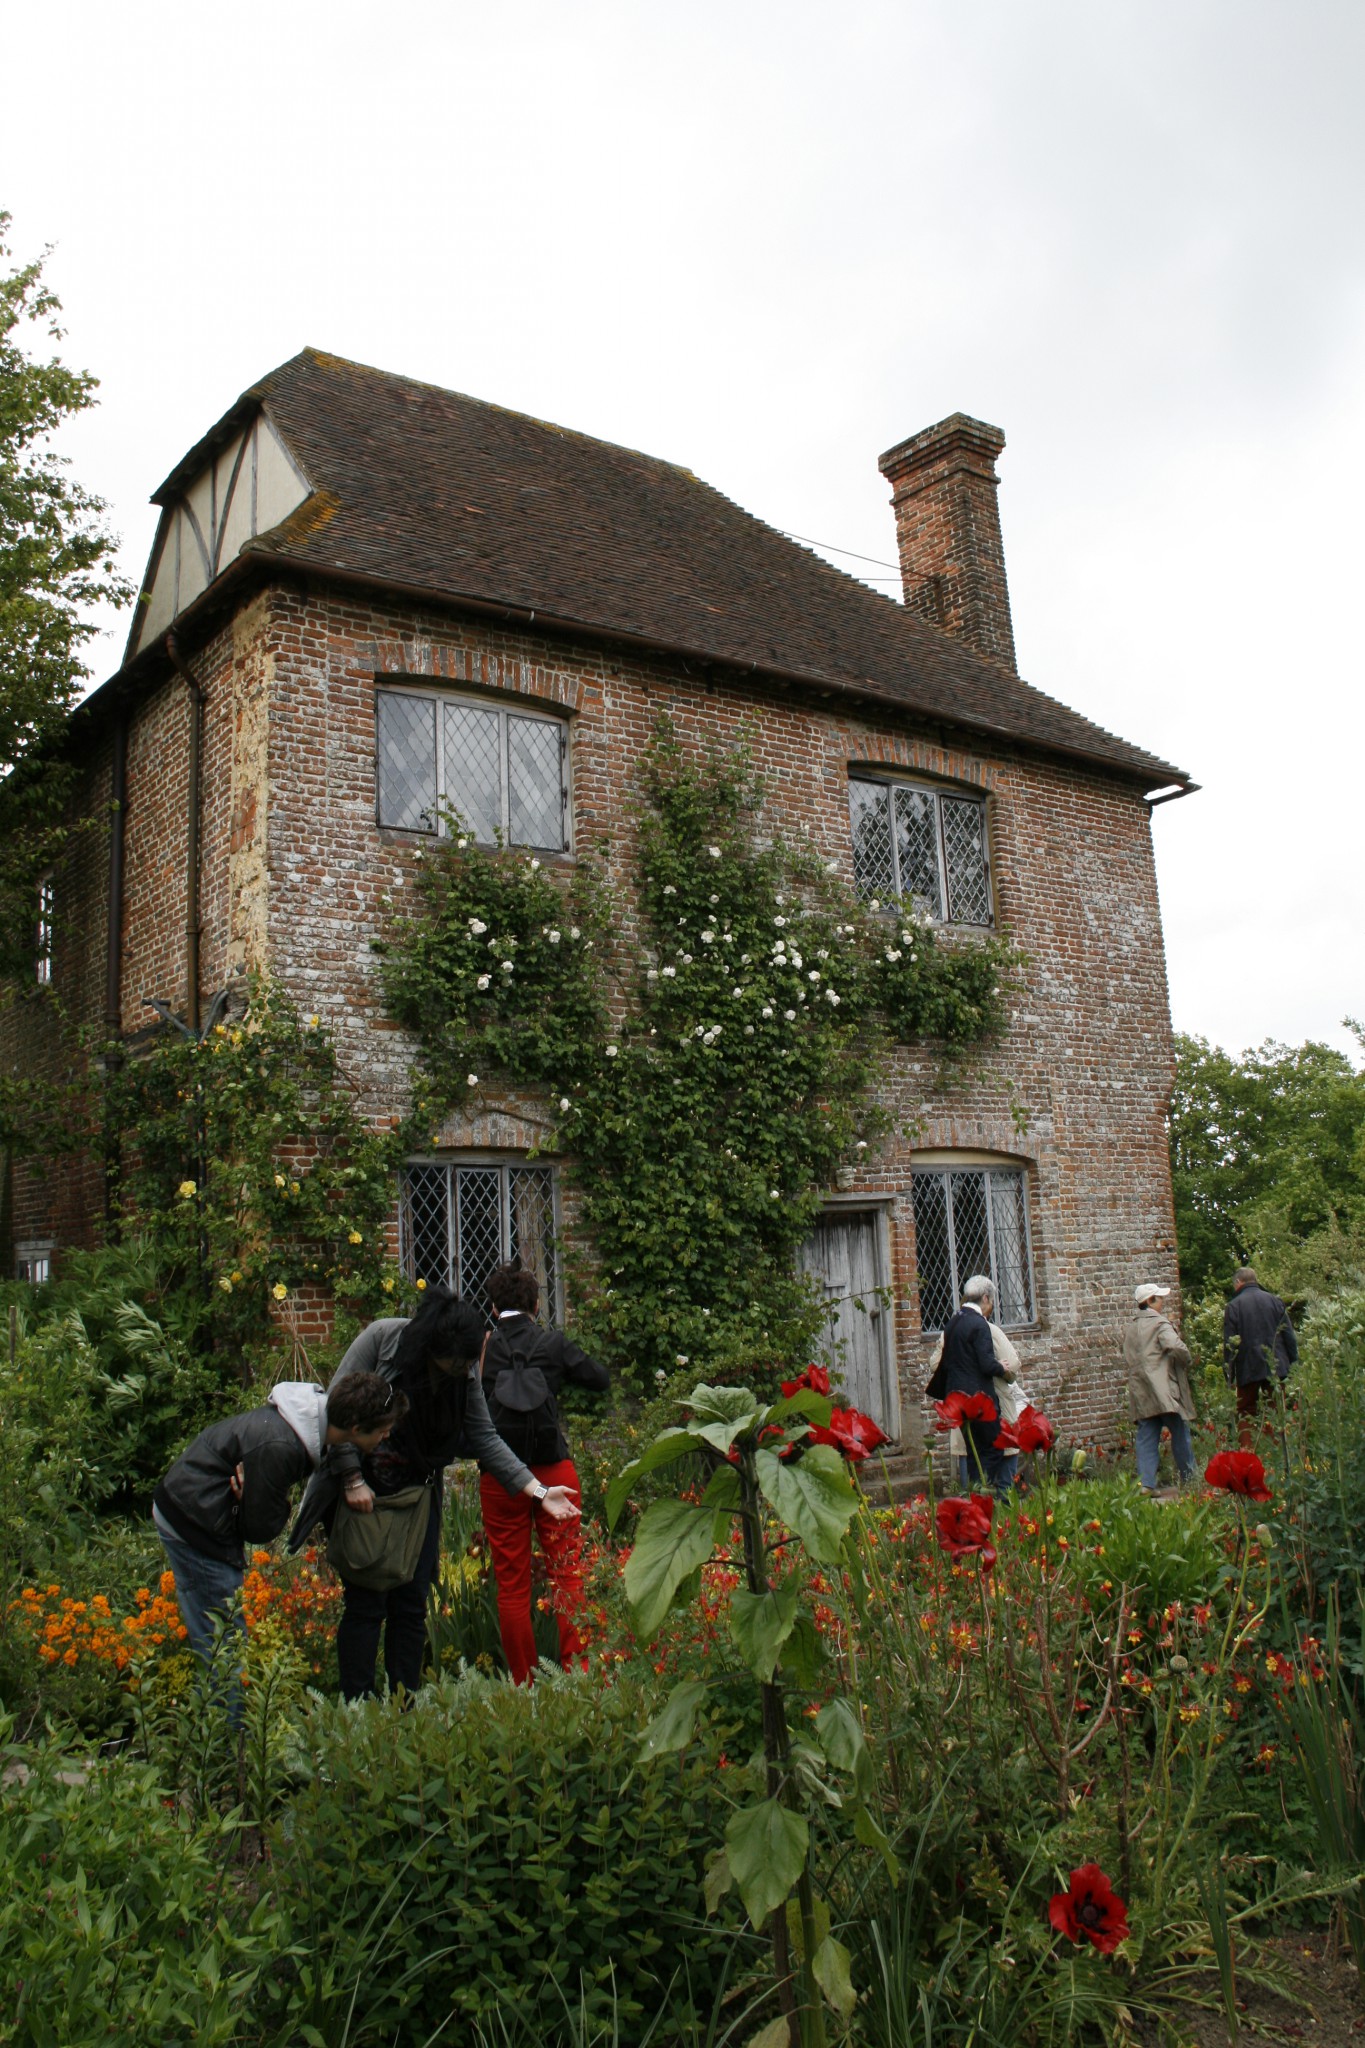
[35,872,54,986]
[400,1158,561,1324]
[848,775,992,924]
[376,686,569,851]
[911,1163,1034,1331]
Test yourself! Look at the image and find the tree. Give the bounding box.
[1170,1028,1365,1301]
[0,213,131,771]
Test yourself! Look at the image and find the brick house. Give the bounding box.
[6,348,1193,1453]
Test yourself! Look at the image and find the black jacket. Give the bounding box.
[1224,1284,1298,1386]
[481,1314,610,1467]
[925,1306,1005,1410]
[155,1402,320,1566]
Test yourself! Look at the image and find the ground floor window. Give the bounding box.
[400,1160,561,1322]
[910,1165,1034,1331]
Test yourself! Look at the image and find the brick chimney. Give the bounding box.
[878,413,1016,670]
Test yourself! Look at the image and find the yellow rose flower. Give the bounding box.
[415,1278,426,1292]
[218,1276,233,1292]
[348,1230,363,1245]
[177,1180,197,1199]
[272,1283,288,1302]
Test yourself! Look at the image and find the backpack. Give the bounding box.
[483,1322,562,1466]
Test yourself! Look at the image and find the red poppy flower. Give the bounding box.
[996,1405,1057,1454]
[1205,1450,1272,1502]
[807,1406,888,1462]
[1047,1863,1130,1953]
[979,1544,998,1574]
[935,1494,995,1557]
[934,1391,997,1432]
[781,1363,832,1398]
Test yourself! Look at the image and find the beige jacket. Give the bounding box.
[1124,1308,1196,1423]
[928,1320,1025,1454]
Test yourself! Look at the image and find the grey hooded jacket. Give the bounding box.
[154,1383,331,1567]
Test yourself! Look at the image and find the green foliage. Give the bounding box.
[1171,1028,1365,1300]
[272,1672,751,2043]
[382,724,1015,1388]
[105,976,401,1368]
[1047,1473,1231,1625]
[0,1723,285,2046]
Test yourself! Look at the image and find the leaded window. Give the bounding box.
[399,1160,561,1322]
[910,1165,1034,1331]
[848,776,992,924]
[35,872,53,987]
[376,687,569,850]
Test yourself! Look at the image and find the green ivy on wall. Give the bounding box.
[378,723,1017,1390]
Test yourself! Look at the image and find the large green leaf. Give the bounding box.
[638,1679,708,1761]
[687,1383,761,1425]
[604,1428,701,1530]
[725,1798,810,1930]
[700,1463,741,1513]
[765,1388,833,1429]
[693,1416,756,1455]
[781,1613,827,1689]
[812,1933,857,2018]
[815,1696,874,1797]
[729,1583,800,1682]
[755,1444,860,1563]
[703,1846,733,1916]
[624,1497,724,1636]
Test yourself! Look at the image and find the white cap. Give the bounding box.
[1134,1283,1170,1303]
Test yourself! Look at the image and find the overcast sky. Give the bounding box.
[4,0,1361,1060]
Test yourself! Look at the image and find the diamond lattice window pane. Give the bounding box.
[941,797,992,925]
[849,781,895,901]
[377,694,438,831]
[510,1166,559,1322]
[455,1167,503,1304]
[442,703,502,842]
[507,717,564,850]
[988,1171,1033,1324]
[401,1165,451,1285]
[892,786,945,921]
[910,1171,955,1332]
[949,1171,991,1294]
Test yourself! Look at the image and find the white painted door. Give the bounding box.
[797,1209,897,1436]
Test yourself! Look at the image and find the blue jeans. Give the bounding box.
[1135,1414,1195,1489]
[336,1486,442,1700]
[153,1509,246,1721]
[960,1452,1019,1492]
[960,1420,1014,1500]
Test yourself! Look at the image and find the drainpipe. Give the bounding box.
[165,630,202,1035]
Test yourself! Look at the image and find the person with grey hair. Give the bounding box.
[925,1273,1012,1495]
[1223,1266,1297,1447]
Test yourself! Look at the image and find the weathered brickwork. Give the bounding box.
[7,564,1179,1454]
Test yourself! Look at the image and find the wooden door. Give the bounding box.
[797,1208,897,1436]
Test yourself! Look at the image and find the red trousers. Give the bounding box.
[479,1459,585,1685]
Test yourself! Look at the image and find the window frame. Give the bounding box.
[375,681,572,852]
[35,871,54,987]
[847,770,994,926]
[909,1162,1036,1332]
[398,1154,563,1324]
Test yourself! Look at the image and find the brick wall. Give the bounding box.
[7,574,1180,1451]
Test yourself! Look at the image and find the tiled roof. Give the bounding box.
[155,348,1189,787]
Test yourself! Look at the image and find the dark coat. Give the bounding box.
[1223,1284,1298,1387]
[481,1313,610,1467]
[925,1306,1006,1410]
[155,1405,317,1567]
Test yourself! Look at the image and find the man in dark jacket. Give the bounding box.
[1224,1266,1298,1445]
[153,1372,402,1692]
[924,1273,1010,1495]
[480,1261,610,1683]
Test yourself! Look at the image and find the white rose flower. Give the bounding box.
[662,966,677,978]
[646,968,659,980]
[902,931,914,945]
[530,857,540,870]
[547,929,561,944]
[708,845,721,858]
[744,1024,754,1036]
[694,1026,705,1038]
[709,894,719,905]
[856,1140,868,1150]
[676,1353,689,1366]
[774,915,787,928]
[467,1073,479,1086]
[784,1009,796,1022]
[476,974,491,990]
[884,949,902,964]
[662,884,676,895]
[808,970,820,983]
[770,1188,780,1199]
[606,1045,619,1058]
[559,1097,571,1111]
[702,1030,716,1045]
[570,926,581,939]
[870,899,881,911]
[469,917,487,934]
[680,953,693,965]
[655,1368,668,1384]
[700,930,716,944]
[501,960,515,971]
[732,987,743,998]
[762,1006,774,1018]
[790,951,803,969]
[826,990,840,1005]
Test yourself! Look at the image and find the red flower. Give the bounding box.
[935,1494,995,1557]
[933,1391,997,1432]
[808,1406,888,1462]
[996,1405,1057,1454]
[782,1363,832,1398]
[1047,1864,1130,1953]
[1205,1451,1272,1502]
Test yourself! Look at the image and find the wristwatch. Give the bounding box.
[530,1481,549,1502]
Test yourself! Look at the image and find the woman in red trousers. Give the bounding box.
[479,1262,610,1683]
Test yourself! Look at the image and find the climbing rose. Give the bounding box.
[1047,1864,1130,1953]
[1205,1450,1272,1502]
[782,1363,831,1398]
[934,1391,997,1432]
[935,1494,994,1557]
[996,1405,1057,1454]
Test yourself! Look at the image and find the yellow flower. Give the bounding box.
[415,1278,427,1292]
[289,1181,300,1195]
[382,1278,395,1294]
[177,1180,197,1199]
[348,1230,363,1245]
[218,1276,233,1292]
[274,1173,286,1188]
[231,1270,242,1283]
[308,1015,319,1029]
[272,1283,288,1301]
